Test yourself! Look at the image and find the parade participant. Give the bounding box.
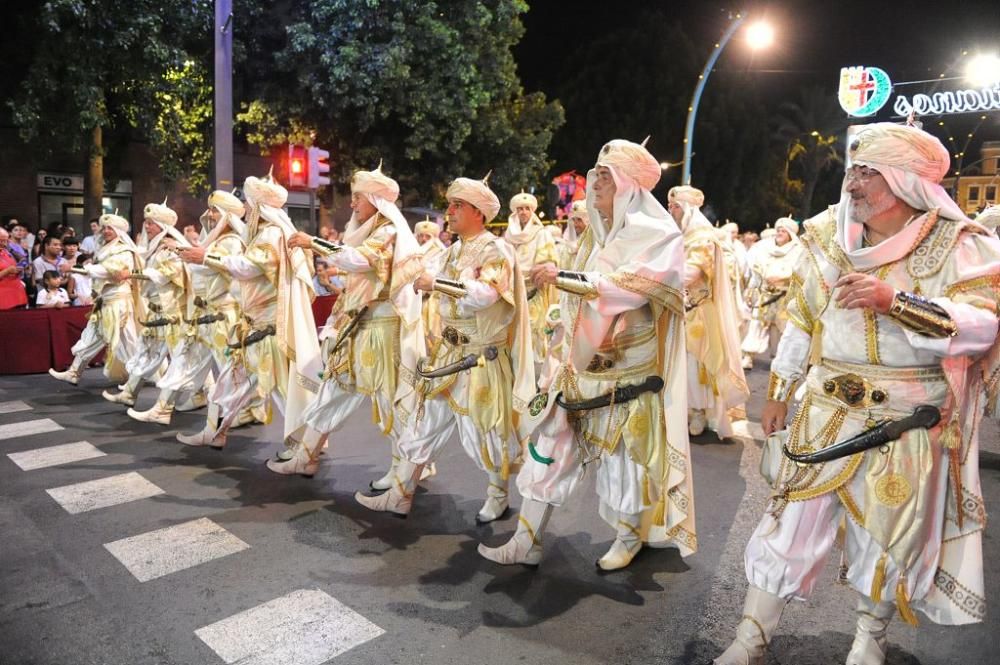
[355,174,534,524]
[975,205,1000,235]
[176,170,320,449]
[740,217,803,370]
[128,191,247,425]
[415,217,448,274]
[558,200,589,269]
[714,123,1000,665]
[0,228,27,310]
[718,222,751,340]
[668,186,749,438]
[478,139,696,570]
[102,200,189,407]
[49,213,142,385]
[504,191,559,367]
[266,164,425,485]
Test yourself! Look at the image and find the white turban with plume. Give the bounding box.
[839,122,973,270]
[721,221,739,235]
[976,205,1000,231]
[140,198,189,258]
[668,185,705,209]
[760,227,776,239]
[446,175,501,222]
[201,190,247,247]
[415,220,440,238]
[774,217,799,237]
[96,212,139,260]
[510,191,538,212]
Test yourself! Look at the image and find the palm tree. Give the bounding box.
[774,87,849,219]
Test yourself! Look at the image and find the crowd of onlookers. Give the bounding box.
[0,217,101,311]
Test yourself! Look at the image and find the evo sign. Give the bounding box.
[37,173,84,191]
[838,65,1000,118]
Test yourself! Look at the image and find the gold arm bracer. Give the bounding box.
[310,237,343,256]
[767,372,800,403]
[203,253,228,273]
[555,271,598,299]
[433,278,469,299]
[887,290,957,339]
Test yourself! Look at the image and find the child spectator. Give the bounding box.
[36,270,69,308]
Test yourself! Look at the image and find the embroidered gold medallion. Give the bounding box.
[875,473,911,507]
[628,411,649,438]
[360,348,377,368]
[475,385,492,406]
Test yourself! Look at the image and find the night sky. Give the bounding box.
[515,0,1000,153]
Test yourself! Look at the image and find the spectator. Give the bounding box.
[318,225,333,241]
[7,218,34,252]
[328,227,342,243]
[8,223,30,279]
[35,269,69,309]
[313,260,334,296]
[72,254,94,306]
[32,235,68,289]
[80,218,100,257]
[31,228,47,260]
[0,228,28,310]
[62,236,81,302]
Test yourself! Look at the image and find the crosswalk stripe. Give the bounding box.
[46,472,165,514]
[7,441,106,471]
[195,589,384,665]
[0,418,63,440]
[103,517,249,583]
[0,400,31,414]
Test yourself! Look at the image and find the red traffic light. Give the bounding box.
[287,144,308,189]
[291,158,304,175]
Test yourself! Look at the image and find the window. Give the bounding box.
[986,185,997,203]
[968,185,980,201]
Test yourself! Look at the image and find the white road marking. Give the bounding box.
[7,441,105,471]
[46,472,165,514]
[195,588,384,665]
[104,517,249,583]
[0,400,31,414]
[0,418,63,440]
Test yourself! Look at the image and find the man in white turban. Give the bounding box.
[975,205,1000,235]
[266,164,425,487]
[176,170,321,451]
[414,217,448,275]
[128,191,247,425]
[504,191,559,368]
[103,199,190,407]
[49,213,142,386]
[355,173,535,525]
[667,186,749,438]
[478,139,697,571]
[715,122,1000,665]
[560,199,589,268]
[740,216,804,370]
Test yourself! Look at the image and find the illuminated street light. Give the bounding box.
[682,15,775,184]
[746,21,774,50]
[966,54,1000,87]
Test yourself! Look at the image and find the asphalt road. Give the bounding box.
[0,362,997,665]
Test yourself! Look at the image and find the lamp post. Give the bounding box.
[681,14,773,185]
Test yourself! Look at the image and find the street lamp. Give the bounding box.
[681,14,774,185]
[966,54,1000,87]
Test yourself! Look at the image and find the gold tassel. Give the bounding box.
[698,363,708,386]
[643,474,652,506]
[870,551,888,604]
[808,320,824,367]
[895,578,920,626]
[940,418,961,450]
[653,495,666,526]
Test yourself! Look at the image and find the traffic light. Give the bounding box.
[287,144,308,189]
[308,146,331,189]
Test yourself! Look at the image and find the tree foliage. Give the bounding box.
[9,0,213,190]
[236,0,564,204]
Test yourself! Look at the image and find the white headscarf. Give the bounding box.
[96,213,140,262]
[201,190,247,248]
[139,199,190,258]
[446,176,501,222]
[837,122,974,271]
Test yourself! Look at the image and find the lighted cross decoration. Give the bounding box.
[849,69,876,107]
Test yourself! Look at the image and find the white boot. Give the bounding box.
[174,390,207,412]
[234,408,258,428]
[596,513,643,571]
[370,439,401,492]
[127,400,174,425]
[266,428,326,478]
[741,353,754,370]
[49,360,82,385]
[355,460,422,517]
[689,408,707,436]
[845,596,894,665]
[478,498,553,566]
[103,375,140,405]
[476,472,509,523]
[714,586,788,665]
[176,402,224,448]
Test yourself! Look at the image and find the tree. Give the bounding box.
[9,0,214,219]
[236,0,564,206]
[774,86,848,220]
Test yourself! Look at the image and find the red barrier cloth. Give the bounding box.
[311,294,337,328]
[0,306,101,374]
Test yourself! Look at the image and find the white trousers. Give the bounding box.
[396,398,513,474]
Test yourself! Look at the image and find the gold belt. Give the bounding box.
[816,359,944,409]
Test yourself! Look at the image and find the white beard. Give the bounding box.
[848,189,897,225]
